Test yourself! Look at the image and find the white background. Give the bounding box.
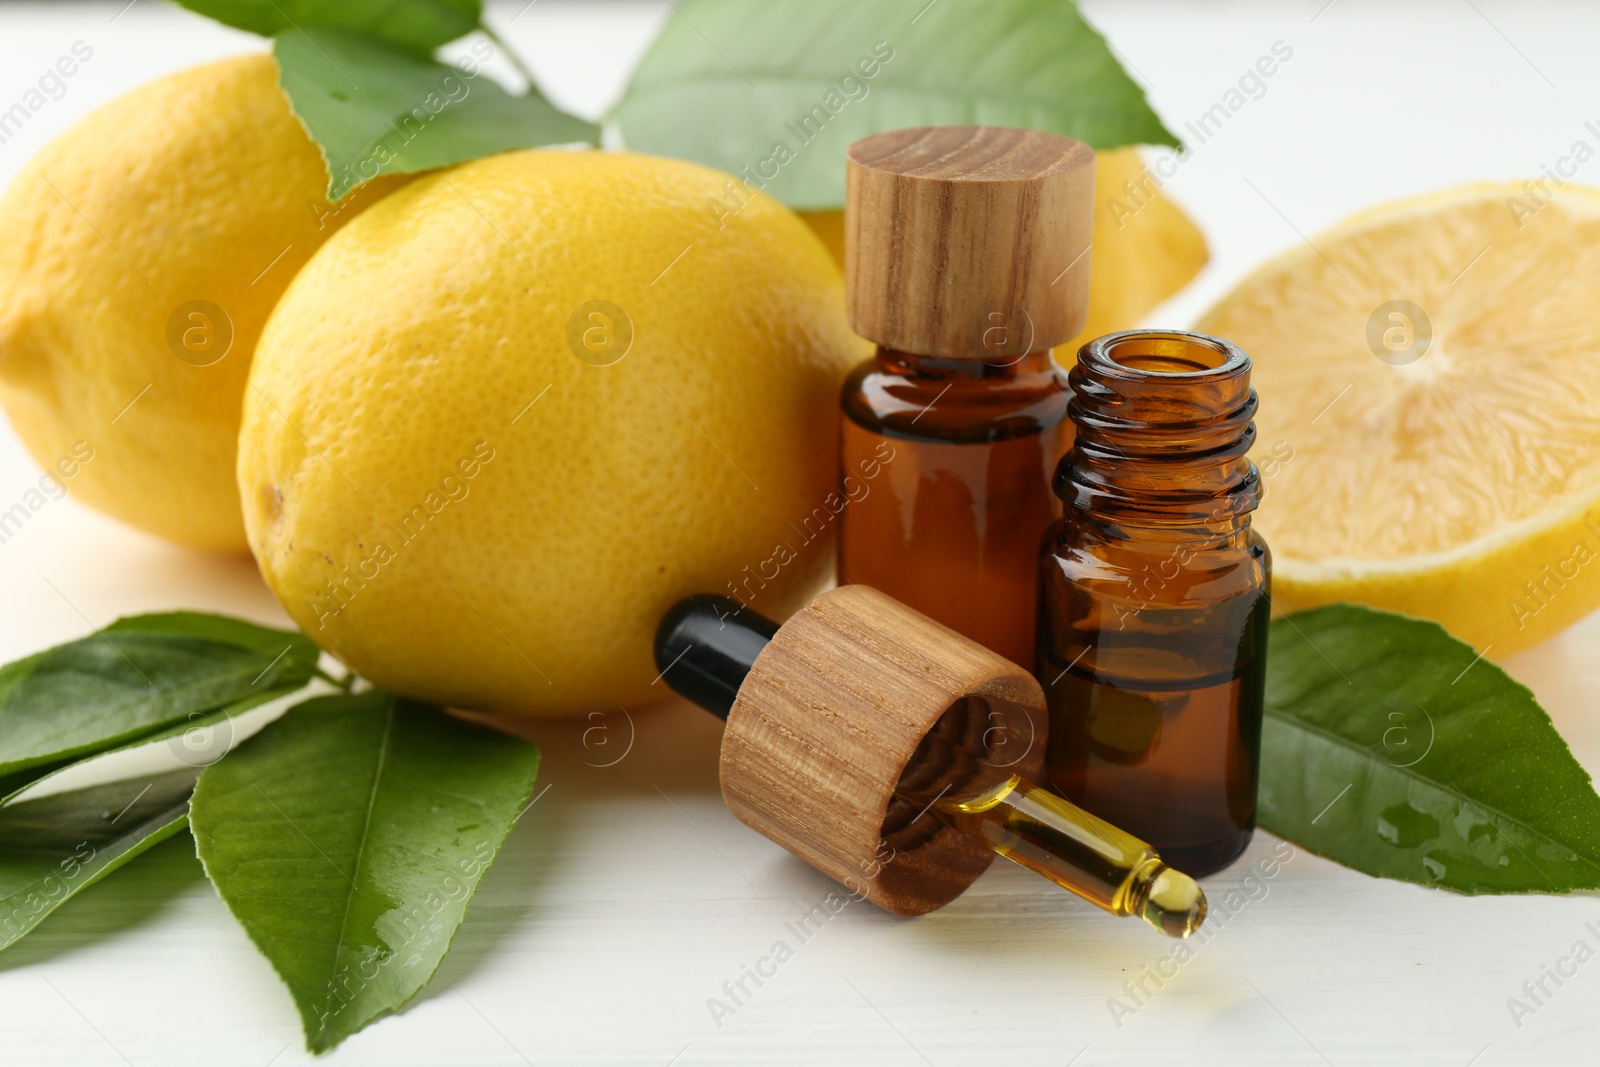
[2,1,1600,1064]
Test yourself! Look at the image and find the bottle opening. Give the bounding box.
[1100,331,1240,376]
[1062,329,1260,524]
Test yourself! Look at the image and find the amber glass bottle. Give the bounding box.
[838,126,1094,666]
[1038,331,1270,877]
[839,350,1069,666]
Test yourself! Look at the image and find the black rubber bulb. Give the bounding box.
[653,595,780,720]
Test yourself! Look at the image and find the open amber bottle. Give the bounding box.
[837,126,1094,667]
[1038,331,1270,877]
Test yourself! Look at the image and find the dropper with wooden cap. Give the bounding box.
[838,126,1095,669]
[654,585,1206,937]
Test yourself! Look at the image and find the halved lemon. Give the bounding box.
[1197,183,1600,655]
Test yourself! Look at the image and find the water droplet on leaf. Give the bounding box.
[1376,802,1439,848]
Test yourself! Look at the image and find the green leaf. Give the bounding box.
[0,678,307,951]
[0,686,307,807]
[612,0,1177,210]
[0,614,319,779]
[274,28,599,201]
[0,770,195,952]
[1260,604,1600,894]
[105,610,321,660]
[191,691,541,1052]
[172,0,481,53]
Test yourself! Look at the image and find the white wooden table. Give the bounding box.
[2,2,1598,1063]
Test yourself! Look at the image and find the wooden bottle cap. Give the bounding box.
[720,585,1047,916]
[845,125,1095,361]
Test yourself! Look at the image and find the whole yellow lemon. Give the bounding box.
[240,150,863,715]
[0,54,398,551]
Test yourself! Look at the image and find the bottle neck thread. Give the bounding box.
[1058,331,1260,530]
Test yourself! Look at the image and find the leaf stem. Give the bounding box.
[315,666,357,693]
[481,22,540,94]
